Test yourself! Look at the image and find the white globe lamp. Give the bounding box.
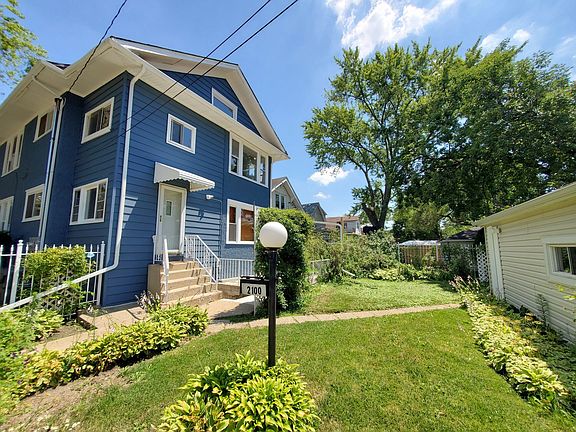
[259,221,288,249]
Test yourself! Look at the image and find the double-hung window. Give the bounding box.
[544,236,576,287]
[275,194,286,209]
[166,114,196,153]
[35,109,54,141]
[22,185,43,222]
[227,200,257,244]
[2,131,23,176]
[70,179,107,224]
[211,89,237,120]
[0,196,13,231]
[82,98,114,143]
[229,136,268,186]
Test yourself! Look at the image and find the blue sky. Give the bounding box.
[5,0,576,217]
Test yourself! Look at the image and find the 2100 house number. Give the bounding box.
[241,284,267,297]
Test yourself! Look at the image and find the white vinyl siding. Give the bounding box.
[166,114,196,153]
[2,131,23,176]
[70,179,107,225]
[490,203,576,341]
[0,196,13,231]
[81,98,114,143]
[229,136,268,186]
[22,185,44,222]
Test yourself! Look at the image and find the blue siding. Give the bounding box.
[0,116,50,241]
[162,71,260,135]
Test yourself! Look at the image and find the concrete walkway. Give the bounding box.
[39,300,460,351]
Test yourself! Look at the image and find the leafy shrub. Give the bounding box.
[150,304,208,335]
[158,353,319,432]
[454,277,576,413]
[255,209,315,310]
[371,263,452,282]
[23,246,90,291]
[136,290,163,313]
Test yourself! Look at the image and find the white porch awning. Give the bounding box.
[153,162,215,192]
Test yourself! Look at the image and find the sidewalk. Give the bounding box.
[39,300,460,351]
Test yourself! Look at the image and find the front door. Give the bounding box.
[157,184,186,253]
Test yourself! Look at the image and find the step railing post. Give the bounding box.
[9,240,24,304]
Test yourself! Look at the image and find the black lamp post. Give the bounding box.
[258,221,288,368]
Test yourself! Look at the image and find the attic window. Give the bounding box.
[82,98,114,143]
[35,109,54,141]
[211,89,237,120]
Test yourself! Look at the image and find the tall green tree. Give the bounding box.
[0,0,46,86]
[406,42,576,222]
[303,43,458,230]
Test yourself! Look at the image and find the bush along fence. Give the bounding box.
[0,242,105,315]
[453,277,576,414]
[0,304,208,421]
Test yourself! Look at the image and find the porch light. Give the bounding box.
[259,222,288,250]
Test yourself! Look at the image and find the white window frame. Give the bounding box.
[34,108,54,141]
[81,97,114,143]
[166,114,196,153]
[228,135,268,187]
[275,193,287,209]
[211,88,238,120]
[2,130,24,176]
[69,178,108,225]
[226,199,259,245]
[22,184,44,222]
[543,236,576,287]
[0,196,14,231]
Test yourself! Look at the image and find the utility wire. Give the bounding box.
[126,0,299,137]
[127,0,273,122]
[68,0,129,94]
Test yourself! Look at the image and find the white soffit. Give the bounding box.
[154,162,215,192]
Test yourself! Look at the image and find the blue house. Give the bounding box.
[0,37,288,307]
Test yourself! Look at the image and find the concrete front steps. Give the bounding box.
[148,260,223,307]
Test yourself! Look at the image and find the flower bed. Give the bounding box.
[453,277,576,413]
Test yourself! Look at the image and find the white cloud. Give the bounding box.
[308,167,350,186]
[325,0,458,57]
[480,25,531,52]
[314,192,331,200]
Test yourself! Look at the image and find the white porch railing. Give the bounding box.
[184,235,220,283]
[0,241,106,312]
[220,258,255,280]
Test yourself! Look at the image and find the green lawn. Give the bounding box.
[300,278,459,314]
[66,309,574,431]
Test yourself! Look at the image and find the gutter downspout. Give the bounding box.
[39,97,64,246]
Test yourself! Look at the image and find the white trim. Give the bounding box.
[211,88,238,120]
[226,199,258,245]
[0,196,14,231]
[228,134,268,188]
[22,184,44,222]
[2,130,23,176]
[165,114,196,153]
[69,178,108,225]
[81,97,115,143]
[486,226,504,298]
[543,236,576,287]
[33,108,54,142]
[156,183,187,253]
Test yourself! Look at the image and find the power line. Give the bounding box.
[126,0,300,138]
[67,0,129,94]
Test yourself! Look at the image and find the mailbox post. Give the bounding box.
[258,221,288,368]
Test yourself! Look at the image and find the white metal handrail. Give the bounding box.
[220,258,255,280]
[162,237,170,301]
[184,235,220,283]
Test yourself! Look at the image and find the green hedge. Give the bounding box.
[255,209,314,310]
[158,353,319,431]
[453,277,576,413]
[0,305,208,420]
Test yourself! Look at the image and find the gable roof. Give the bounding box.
[326,215,359,223]
[271,177,303,210]
[442,227,483,242]
[0,37,288,161]
[475,182,576,226]
[302,202,327,218]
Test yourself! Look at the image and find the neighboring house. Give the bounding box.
[0,37,288,306]
[326,215,361,235]
[302,202,327,222]
[476,182,576,340]
[270,177,303,210]
[441,227,484,247]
